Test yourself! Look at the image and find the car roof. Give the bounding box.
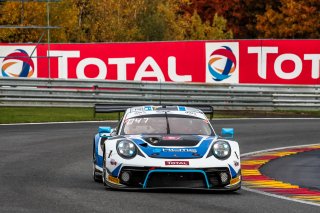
[124,105,208,120]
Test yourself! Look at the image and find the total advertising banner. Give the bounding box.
[0,40,319,85]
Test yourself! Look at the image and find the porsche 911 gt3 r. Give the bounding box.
[92,105,241,191]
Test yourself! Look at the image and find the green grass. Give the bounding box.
[215,110,320,118]
[0,107,122,124]
[0,107,319,124]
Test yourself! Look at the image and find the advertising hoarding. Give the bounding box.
[1,40,319,85]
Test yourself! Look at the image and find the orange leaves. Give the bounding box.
[256,0,320,38]
[1,0,317,41]
[185,0,319,39]
[0,0,233,42]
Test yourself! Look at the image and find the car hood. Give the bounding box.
[130,135,216,159]
[142,135,203,146]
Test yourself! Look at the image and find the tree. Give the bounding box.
[0,1,47,42]
[62,0,233,41]
[0,0,233,42]
[0,1,79,42]
[256,0,320,38]
[137,0,232,41]
[179,12,233,40]
[184,0,281,38]
[73,0,145,42]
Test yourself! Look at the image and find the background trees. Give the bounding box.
[0,0,318,42]
[175,0,319,39]
[256,0,320,38]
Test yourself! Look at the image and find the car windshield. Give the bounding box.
[121,115,214,136]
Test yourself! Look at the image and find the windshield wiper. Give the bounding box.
[165,112,170,134]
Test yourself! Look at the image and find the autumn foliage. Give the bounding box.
[0,0,318,42]
[256,0,320,38]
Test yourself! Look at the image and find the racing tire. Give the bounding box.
[93,145,102,183]
[102,148,111,189]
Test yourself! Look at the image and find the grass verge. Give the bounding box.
[0,107,120,124]
[0,107,319,124]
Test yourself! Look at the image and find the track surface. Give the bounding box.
[1,119,320,213]
[261,149,320,191]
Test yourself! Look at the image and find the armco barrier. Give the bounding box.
[0,78,319,110]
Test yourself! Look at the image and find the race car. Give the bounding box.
[92,105,241,191]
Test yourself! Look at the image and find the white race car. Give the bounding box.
[92,105,241,191]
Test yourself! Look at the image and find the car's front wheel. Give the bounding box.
[93,145,102,182]
[102,148,111,189]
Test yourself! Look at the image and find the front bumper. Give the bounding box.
[105,166,241,191]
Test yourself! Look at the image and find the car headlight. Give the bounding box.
[116,140,137,159]
[212,141,231,159]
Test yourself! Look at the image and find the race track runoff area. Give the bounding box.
[242,144,320,206]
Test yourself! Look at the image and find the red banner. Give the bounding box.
[0,40,319,85]
[239,40,320,85]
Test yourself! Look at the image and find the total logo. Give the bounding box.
[0,47,37,78]
[206,42,239,83]
[165,161,189,166]
[162,148,197,153]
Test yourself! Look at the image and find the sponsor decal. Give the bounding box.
[1,40,318,85]
[162,148,197,153]
[241,40,320,84]
[165,161,189,166]
[144,106,153,111]
[248,46,320,80]
[162,136,181,140]
[108,175,120,184]
[206,42,239,83]
[152,148,162,153]
[0,47,37,78]
[152,106,162,110]
[185,111,197,116]
[38,44,196,81]
[107,159,117,166]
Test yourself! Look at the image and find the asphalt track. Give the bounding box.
[261,149,320,192]
[0,119,320,213]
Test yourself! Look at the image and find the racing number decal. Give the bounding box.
[125,118,149,125]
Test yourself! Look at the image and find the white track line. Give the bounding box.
[241,143,320,157]
[242,186,320,207]
[241,143,320,207]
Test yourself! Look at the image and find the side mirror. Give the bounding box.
[99,126,112,138]
[221,128,234,139]
[110,129,117,137]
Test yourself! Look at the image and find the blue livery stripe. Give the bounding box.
[95,134,103,167]
[131,137,215,159]
[111,164,122,177]
[228,164,237,178]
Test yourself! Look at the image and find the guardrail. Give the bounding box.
[0,78,319,111]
